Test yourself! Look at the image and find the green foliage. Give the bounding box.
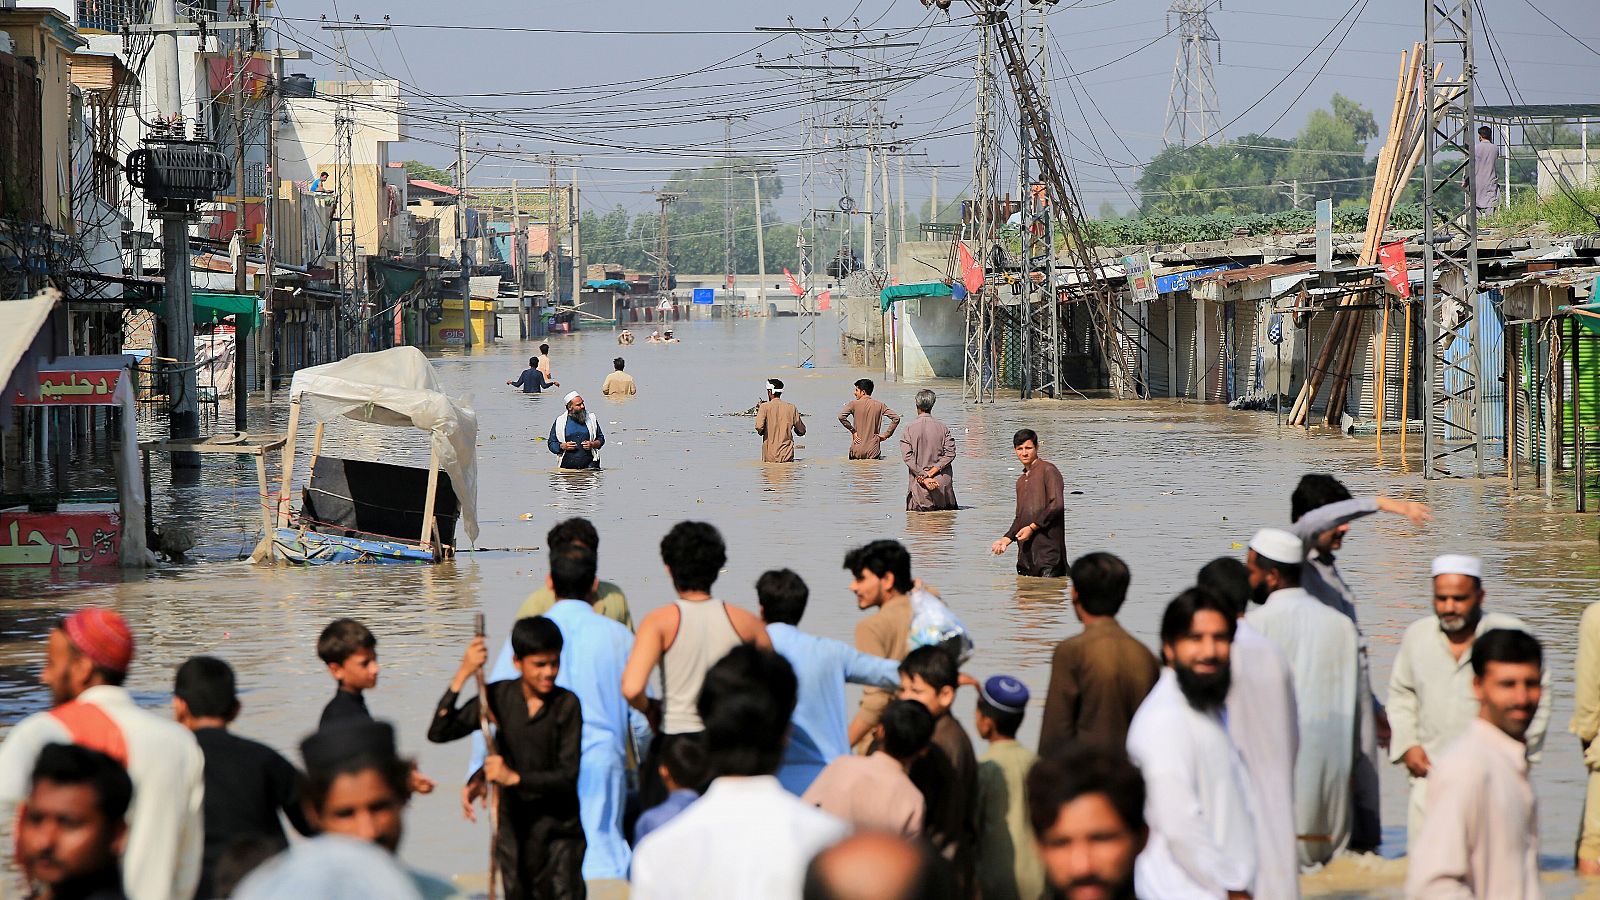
[402,160,451,185]
[1136,94,1379,216]
[1084,204,1423,246]
[1492,188,1600,236]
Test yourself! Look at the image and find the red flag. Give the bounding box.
[817,290,831,311]
[1378,241,1411,299]
[957,241,984,294]
[783,267,805,297]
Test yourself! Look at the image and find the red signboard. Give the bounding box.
[15,370,123,406]
[0,511,123,568]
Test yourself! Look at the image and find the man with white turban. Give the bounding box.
[548,391,605,470]
[755,379,806,463]
[1243,527,1360,868]
[1387,554,1550,844]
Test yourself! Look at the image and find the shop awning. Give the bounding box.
[1565,301,1600,336]
[880,281,953,312]
[192,292,261,328]
[585,279,631,291]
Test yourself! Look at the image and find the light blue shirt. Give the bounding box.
[766,622,901,796]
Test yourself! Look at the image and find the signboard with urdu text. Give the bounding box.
[14,370,123,406]
[1123,253,1158,302]
[692,288,715,305]
[0,512,123,568]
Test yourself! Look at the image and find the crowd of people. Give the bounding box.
[0,464,1585,900]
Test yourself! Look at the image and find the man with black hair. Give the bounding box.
[756,378,806,462]
[803,831,954,900]
[1027,747,1147,900]
[991,428,1067,577]
[508,356,559,393]
[0,609,203,900]
[17,743,133,900]
[631,646,848,900]
[802,699,931,835]
[846,540,917,752]
[430,617,583,899]
[633,735,706,845]
[1197,556,1298,900]
[298,720,461,898]
[1244,528,1358,868]
[838,378,901,459]
[515,517,632,628]
[1125,588,1255,899]
[1408,629,1543,897]
[1038,551,1159,754]
[601,357,636,396]
[479,542,636,881]
[974,676,1043,900]
[1288,473,1430,853]
[899,646,979,893]
[624,522,769,810]
[759,568,901,794]
[172,656,312,898]
[537,343,554,381]
[1388,554,1549,846]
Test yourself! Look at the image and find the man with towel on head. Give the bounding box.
[548,392,604,470]
[1387,553,1550,845]
[756,379,806,463]
[1243,528,1360,868]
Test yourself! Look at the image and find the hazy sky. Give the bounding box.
[273,0,1600,218]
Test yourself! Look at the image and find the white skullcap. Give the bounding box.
[1249,528,1305,565]
[766,381,783,394]
[1432,554,1483,579]
[563,391,581,405]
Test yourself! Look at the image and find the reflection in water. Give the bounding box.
[2,317,1597,885]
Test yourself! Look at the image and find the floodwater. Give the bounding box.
[2,315,1597,896]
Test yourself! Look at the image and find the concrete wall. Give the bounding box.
[0,8,83,232]
[891,240,962,381]
[1536,149,1600,199]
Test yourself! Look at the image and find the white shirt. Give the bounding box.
[1406,718,1539,899]
[631,774,848,900]
[1246,586,1358,867]
[1388,611,1551,764]
[1126,669,1256,899]
[0,685,205,900]
[1227,620,1300,900]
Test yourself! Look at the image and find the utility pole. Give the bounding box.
[321,18,389,357]
[230,0,253,428]
[749,173,768,314]
[546,159,560,324]
[652,191,683,311]
[512,179,525,338]
[147,0,182,122]
[863,146,875,273]
[931,168,939,225]
[1163,0,1223,147]
[455,122,472,349]
[896,150,907,247]
[713,115,747,296]
[570,165,582,328]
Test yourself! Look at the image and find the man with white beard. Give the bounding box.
[548,391,605,470]
[1387,554,1550,844]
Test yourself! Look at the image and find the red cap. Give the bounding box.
[63,608,134,674]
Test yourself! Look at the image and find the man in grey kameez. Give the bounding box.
[1288,474,1432,854]
[1472,125,1500,217]
[901,390,957,511]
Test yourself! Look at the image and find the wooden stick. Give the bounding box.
[474,613,501,900]
[1378,292,1390,452]
[420,444,441,556]
[1402,302,1413,456]
[275,397,301,528]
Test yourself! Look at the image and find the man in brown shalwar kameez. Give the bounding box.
[838,379,901,460]
[991,429,1067,577]
[900,390,957,511]
[755,378,806,462]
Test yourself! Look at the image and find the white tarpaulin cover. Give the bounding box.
[288,346,480,543]
[0,290,60,430]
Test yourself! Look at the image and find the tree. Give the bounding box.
[1283,93,1378,207]
[402,160,451,185]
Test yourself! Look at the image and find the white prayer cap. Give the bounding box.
[563,391,581,405]
[1431,554,1483,579]
[766,380,783,394]
[1249,528,1305,565]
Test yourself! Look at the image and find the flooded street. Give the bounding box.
[2,316,1597,893]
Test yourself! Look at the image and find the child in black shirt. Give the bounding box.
[429,616,584,900]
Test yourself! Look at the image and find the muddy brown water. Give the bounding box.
[2,316,1596,892]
